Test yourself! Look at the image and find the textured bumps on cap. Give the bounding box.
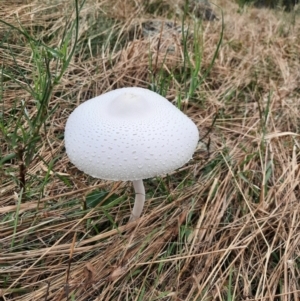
[65,87,199,181]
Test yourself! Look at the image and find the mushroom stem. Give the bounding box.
[130,179,145,221]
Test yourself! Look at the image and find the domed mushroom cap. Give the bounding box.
[65,87,199,181]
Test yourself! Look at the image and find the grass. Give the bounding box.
[0,0,300,300]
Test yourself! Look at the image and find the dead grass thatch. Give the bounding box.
[0,0,300,300]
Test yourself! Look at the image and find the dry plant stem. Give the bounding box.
[130,180,145,221]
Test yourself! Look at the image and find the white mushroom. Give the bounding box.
[65,87,199,221]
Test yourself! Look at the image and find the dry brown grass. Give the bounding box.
[1,0,300,300]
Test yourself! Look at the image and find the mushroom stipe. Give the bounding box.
[65,87,199,221]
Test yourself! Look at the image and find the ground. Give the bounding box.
[0,0,300,300]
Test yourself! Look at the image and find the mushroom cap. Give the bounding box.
[65,87,199,181]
